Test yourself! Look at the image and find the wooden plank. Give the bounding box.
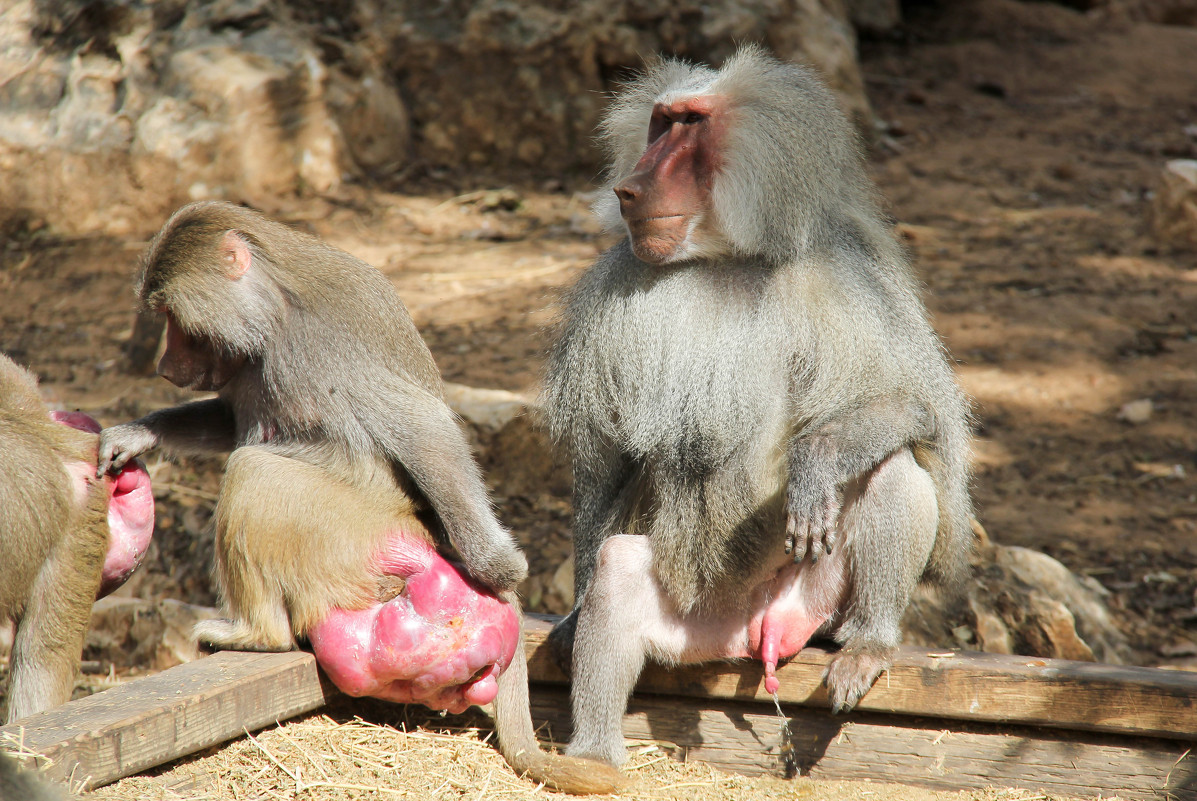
[524,614,1197,742]
[527,684,1197,801]
[5,614,1197,797]
[0,650,333,791]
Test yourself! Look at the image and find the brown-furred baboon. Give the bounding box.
[1,355,154,724]
[543,45,973,768]
[97,201,622,794]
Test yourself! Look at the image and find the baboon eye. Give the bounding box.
[681,112,705,125]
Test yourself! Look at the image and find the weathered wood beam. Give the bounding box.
[526,685,1197,800]
[0,650,333,791]
[523,614,1197,742]
[3,614,1197,799]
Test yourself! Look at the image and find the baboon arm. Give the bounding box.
[97,398,236,475]
[365,382,527,592]
[792,397,934,479]
[786,397,933,560]
[545,450,635,674]
[569,449,635,605]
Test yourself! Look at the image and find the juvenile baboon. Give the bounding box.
[1,355,154,724]
[98,201,622,793]
[544,45,973,767]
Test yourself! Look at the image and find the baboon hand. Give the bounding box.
[785,473,841,562]
[458,526,528,592]
[96,423,158,478]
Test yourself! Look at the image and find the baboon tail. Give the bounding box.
[492,596,627,795]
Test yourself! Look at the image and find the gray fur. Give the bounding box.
[544,45,973,759]
[98,201,526,593]
[0,750,69,801]
[94,204,631,792]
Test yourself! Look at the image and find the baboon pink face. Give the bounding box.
[614,96,727,264]
[157,313,246,392]
[307,534,520,714]
[50,411,155,597]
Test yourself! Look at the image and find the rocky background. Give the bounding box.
[2,0,1197,685]
[0,0,883,236]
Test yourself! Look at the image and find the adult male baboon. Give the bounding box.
[1,355,154,724]
[98,202,621,793]
[544,45,973,767]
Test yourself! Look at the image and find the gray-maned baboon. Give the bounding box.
[1,355,154,724]
[543,45,973,767]
[97,202,623,793]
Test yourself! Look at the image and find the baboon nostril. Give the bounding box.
[614,176,645,204]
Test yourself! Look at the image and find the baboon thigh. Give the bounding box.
[217,446,397,573]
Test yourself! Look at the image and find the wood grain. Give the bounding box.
[525,613,1197,742]
[0,650,333,791]
[525,684,1197,801]
[5,614,1197,798]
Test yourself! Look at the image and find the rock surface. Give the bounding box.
[0,0,872,236]
[381,0,872,173]
[1150,160,1197,249]
[903,521,1131,664]
[0,0,408,236]
[844,0,901,33]
[85,597,221,670]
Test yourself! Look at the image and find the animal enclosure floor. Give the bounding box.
[1,2,1195,799]
[81,696,1086,801]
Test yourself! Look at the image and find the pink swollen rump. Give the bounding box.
[50,411,156,597]
[307,535,520,714]
[100,459,155,596]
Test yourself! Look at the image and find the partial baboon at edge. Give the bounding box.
[0,750,68,801]
[544,45,973,767]
[1,355,154,725]
[98,201,623,794]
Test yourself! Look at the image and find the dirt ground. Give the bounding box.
[2,2,1196,798]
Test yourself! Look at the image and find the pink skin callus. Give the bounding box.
[307,536,520,714]
[50,411,156,598]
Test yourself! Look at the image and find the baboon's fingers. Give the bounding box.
[785,513,810,562]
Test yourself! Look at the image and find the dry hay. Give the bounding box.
[82,696,1093,801]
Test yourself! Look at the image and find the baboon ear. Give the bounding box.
[219,230,253,279]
